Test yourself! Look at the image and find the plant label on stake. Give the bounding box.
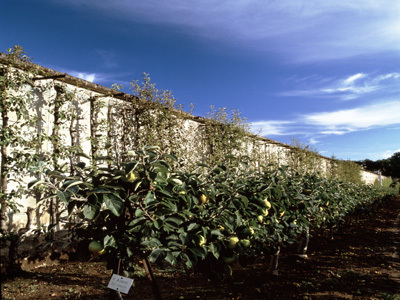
[107,274,134,295]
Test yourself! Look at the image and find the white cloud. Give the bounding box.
[71,72,96,82]
[56,0,400,62]
[381,149,400,159]
[304,101,400,131]
[250,120,294,136]
[319,130,348,135]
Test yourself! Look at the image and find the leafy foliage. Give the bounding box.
[33,146,397,279]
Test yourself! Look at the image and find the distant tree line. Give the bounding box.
[356,151,400,179]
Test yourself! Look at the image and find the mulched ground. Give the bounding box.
[2,196,399,300]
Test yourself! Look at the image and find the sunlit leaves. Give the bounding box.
[34,145,397,281]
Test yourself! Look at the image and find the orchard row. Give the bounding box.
[33,146,397,279]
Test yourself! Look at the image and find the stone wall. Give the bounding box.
[0,55,384,232]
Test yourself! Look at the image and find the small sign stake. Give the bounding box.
[107,274,134,295]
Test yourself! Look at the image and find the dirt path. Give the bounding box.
[2,196,400,300]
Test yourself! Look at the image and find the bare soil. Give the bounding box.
[2,196,399,300]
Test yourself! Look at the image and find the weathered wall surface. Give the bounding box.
[0,56,385,232]
[361,170,381,185]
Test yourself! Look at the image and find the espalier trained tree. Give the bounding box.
[0,46,40,234]
[31,145,397,280]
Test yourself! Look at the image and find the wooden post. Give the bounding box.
[142,257,162,300]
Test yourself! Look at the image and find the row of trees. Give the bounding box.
[33,145,397,281]
[0,45,368,235]
[357,151,400,179]
[1,46,397,286]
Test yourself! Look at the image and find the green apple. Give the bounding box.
[261,198,272,209]
[88,241,105,255]
[240,239,251,248]
[228,236,239,249]
[222,255,238,264]
[257,215,263,223]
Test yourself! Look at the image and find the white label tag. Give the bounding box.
[107,274,134,294]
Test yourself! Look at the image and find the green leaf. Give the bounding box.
[144,191,156,206]
[272,187,282,200]
[188,246,206,259]
[209,243,220,259]
[104,194,124,216]
[159,188,173,197]
[211,229,224,237]
[76,152,90,159]
[141,238,161,248]
[165,217,183,226]
[154,218,163,229]
[232,198,244,210]
[135,208,144,217]
[57,191,68,205]
[179,233,189,245]
[28,179,45,189]
[160,200,177,212]
[83,204,99,220]
[187,223,199,231]
[104,235,117,248]
[240,195,249,208]
[149,248,165,263]
[162,153,178,162]
[63,180,84,191]
[88,188,111,196]
[165,251,180,265]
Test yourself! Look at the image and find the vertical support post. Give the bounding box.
[142,257,162,300]
[268,246,280,276]
[296,226,310,258]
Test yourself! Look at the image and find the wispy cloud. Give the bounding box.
[282,72,400,101]
[56,0,400,62]
[343,73,366,86]
[96,49,118,68]
[251,100,400,137]
[250,120,295,136]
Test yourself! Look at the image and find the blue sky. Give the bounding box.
[2,0,400,161]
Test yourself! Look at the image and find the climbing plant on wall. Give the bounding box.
[0,46,40,233]
[202,106,250,167]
